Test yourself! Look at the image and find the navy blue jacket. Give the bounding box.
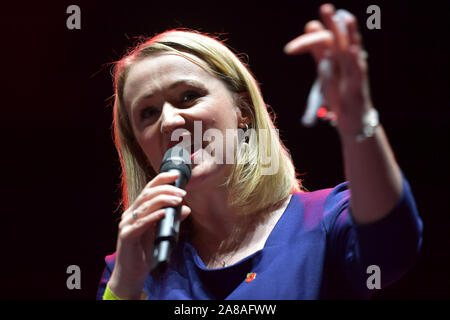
[97,173,423,299]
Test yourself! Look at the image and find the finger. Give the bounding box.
[304,20,325,33]
[145,171,180,189]
[122,184,186,221]
[120,194,183,226]
[138,184,187,206]
[133,209,165,229]
[138,205,191,252]
[132,174,186,209]
[345,11,362,47]
[304,20,334,63]
[284,30,333,55]
[119,209,166,241]
[124,204,191,245]
[305,20,331,62]
[284,18,328,56]
[346,45,367,84]
[180,205,192,222]
[319,3,349,52]
[137,193,183,218]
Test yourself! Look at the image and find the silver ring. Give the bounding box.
[132,210,139,220]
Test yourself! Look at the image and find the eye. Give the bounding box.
[140,107,159,120]
[181,90,202,104]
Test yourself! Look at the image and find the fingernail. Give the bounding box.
[322,3,335,12]
[283,43,293,54]
[172,196,183,204]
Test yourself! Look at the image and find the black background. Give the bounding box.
[1,0,449,300]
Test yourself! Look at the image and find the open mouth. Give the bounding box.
[166,139,203,161]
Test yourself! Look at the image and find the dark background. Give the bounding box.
[1,0,449,300]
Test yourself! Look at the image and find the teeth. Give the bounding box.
[168,139,202,155]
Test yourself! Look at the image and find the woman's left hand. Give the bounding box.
[284,3,374,136]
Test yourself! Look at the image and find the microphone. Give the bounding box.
[151,145,191,277]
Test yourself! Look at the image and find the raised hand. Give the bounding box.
[285,3,374,136]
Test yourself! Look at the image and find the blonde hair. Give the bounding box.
[112,29,303,215]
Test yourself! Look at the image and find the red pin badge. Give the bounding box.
[246,272,257,283]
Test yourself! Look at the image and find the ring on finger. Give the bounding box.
[132,210,139,220]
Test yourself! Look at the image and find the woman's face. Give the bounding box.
[123,53,246,190]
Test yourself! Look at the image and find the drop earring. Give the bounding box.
[236,123,250,164]
[240,123,250,153]
[241,123,250,144]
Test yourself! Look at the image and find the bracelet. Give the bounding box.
[355,108,380,142]
[333,108,380,142]
[102,284,149,300]
[103,284,121,300]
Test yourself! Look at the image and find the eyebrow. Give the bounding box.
[131,79,206,110]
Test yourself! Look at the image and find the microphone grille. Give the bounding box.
[162,145,190,164]
[160,146,191,179]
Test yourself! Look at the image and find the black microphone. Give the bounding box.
[151,145,191,277]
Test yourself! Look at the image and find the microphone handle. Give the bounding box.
[151,169,188,277]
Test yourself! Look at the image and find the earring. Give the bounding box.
[241,123,250,145]
[241,122,250,148]
[236,123,250,163]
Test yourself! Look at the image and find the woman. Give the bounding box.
[97,4,423,299]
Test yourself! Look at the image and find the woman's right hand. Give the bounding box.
[107,171,191,299]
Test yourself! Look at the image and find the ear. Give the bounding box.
[235,91,252,127]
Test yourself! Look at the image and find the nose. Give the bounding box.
[160,102,186,135]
